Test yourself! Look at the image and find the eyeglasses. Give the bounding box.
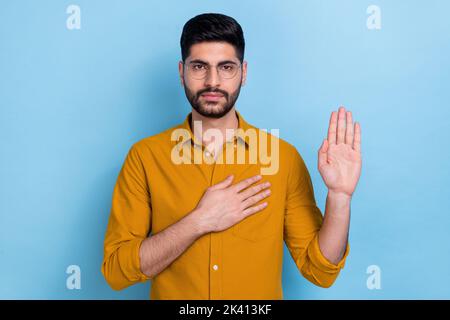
[183,61,241,80]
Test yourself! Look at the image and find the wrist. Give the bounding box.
[326,190,352,213]
[327,189,352,202]
[187,208,211,236]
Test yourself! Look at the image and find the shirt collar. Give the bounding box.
[178,110,252,149]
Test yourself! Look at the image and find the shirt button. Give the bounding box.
[213,264,219,271]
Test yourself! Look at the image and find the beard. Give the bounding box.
[183,78,242,119]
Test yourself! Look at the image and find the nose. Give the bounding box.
[204,67,220,87]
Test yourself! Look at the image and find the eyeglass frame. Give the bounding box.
[182,59,243,80]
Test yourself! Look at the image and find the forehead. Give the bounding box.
[187,41,238,63]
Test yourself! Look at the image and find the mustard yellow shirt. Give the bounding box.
[101,110,349,299]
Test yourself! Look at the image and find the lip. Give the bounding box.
[201,93,223,97]
[201,93,224,101]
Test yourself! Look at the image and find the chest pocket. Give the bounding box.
[231,192,282,242]
[227,164,285,241]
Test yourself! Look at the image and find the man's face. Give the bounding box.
[179,42,247,118]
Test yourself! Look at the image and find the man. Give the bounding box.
[101,13,362,300]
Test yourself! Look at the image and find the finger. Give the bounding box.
[353,122,361,153]
[242,202,268,217]
[210,174,234,190]
[238,181,271,200]
[345,111,354,145]
[318,138,328,168]
[233,174,262,192]
[241,188,271,209]
[327,111,337,145]
[337,106,346,144]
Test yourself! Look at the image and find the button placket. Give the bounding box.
[209,159,225,299]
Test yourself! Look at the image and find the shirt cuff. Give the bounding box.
[307,234,350,272]
[120,237,152,282]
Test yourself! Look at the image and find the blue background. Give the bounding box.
[1,0,449,299]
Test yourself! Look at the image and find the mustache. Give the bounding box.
[196,88,228,99]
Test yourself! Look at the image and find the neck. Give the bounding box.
[191,107,239,148]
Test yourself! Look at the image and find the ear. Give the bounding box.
[241,60,248,86]
[178,60,185,86]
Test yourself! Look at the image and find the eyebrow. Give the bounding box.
[188,59,239,66]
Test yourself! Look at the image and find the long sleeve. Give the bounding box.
[101,144,152,290]
[284,146,349,288]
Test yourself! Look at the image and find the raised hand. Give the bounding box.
[318,106,362,197]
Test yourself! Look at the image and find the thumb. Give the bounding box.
[210,174,234,190]
[318,139,328,168]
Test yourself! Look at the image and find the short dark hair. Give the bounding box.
[180,13,245,63]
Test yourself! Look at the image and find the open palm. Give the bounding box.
[318,107,362,197]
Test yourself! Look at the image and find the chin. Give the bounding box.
[202,104,224,113]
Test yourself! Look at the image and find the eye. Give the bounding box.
[192,64,206,70]
[220,64,235,71]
